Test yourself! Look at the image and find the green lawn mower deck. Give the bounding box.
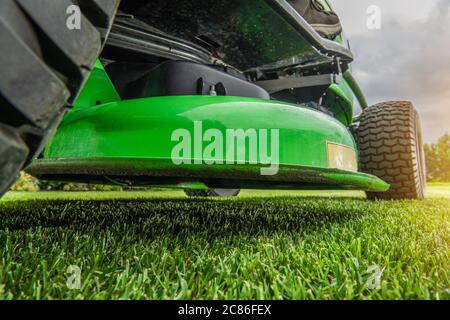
[28,94,388,191]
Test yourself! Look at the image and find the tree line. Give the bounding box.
[424,133,450,182]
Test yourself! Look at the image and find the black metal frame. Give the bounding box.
[105,16,212,64]
[265,0,354,63]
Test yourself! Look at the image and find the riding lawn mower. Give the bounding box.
[0,0,426,199]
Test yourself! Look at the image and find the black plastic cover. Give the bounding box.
[124,60,270,99]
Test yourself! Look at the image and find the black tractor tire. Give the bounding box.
[184,189,241,197]
[0,0,120,196]
[357,101,426,200]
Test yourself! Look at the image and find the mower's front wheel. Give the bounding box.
[184,189,241,197]
[0,0,120,197]
[357,101,426,200]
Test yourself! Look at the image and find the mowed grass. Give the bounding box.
[0,184,448,300]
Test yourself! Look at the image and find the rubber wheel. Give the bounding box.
[357,101,426,200]
[0,0,120,196]
[184,189,241,197]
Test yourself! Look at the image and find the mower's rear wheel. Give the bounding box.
[357,101,426,200]
[0,0,120,197]
[184,189,241,197]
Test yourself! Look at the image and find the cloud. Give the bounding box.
[333,0,450,143]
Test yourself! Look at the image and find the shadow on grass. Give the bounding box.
[0,196,377,242]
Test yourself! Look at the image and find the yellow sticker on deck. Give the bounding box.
[326,142,358,172]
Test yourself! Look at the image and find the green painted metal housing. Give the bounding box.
[44,96,354,166]
[73,60,121,110]
[27,61,388,192]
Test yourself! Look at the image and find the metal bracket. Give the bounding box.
[256,74,335,93]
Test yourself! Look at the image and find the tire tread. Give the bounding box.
[357,101,425,199]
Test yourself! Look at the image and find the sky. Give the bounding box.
[331,0,450,143]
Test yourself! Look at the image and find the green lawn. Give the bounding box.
[0,184,449,299]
